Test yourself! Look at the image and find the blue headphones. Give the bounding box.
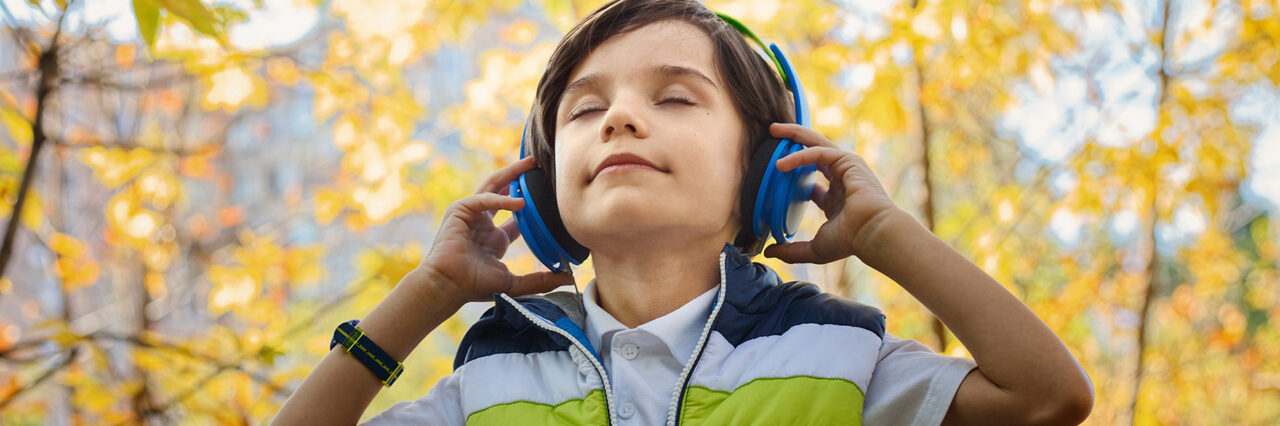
[510,12,817,273]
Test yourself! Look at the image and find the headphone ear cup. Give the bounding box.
[515,166,590,269]
[763,140,817,243]
[735,138,784,255]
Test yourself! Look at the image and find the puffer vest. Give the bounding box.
[452,243,886,425]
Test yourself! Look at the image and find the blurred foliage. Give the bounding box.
[0,0,1276,424]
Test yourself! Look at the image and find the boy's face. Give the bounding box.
[553,19,745,252]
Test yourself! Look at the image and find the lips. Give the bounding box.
[592,152,667,180]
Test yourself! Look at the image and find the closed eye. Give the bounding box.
[660,94,695,106]
[568,104,605,121]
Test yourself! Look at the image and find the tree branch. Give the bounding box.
[0,347,78,409]
[909,0,950,352]
[0,3,70,291]
[1130,0,1174,423]
[0,331,291,398]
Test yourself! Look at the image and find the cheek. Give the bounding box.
[678,149,741,202]
[552,139,587,211]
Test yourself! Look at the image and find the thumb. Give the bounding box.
[507,271,576,297]
[763,241,829,264]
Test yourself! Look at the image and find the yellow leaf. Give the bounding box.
[106,191,160,243]
[136,168,181,209]
[49,232,84,257]
[145,269,166,299]
[332,114,360,149]
[202,66,267,112]
[353,178,409,222]
[19,191,42,230]
[143,242,172,270]
[266,57,300,85]
[51,323,79,347]
[78,146,156,188]
[208,265,259,315]
[314,187,344,225]
[134,348,170,371]
[57,257,100,292]
[0,108,30,146]
[500,20,539,45]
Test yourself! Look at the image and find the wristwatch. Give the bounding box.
[330,319,403,387]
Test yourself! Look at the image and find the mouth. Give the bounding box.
[592,152,668,181]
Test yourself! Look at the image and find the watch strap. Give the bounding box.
[330,320,403,387]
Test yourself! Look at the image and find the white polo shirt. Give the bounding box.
[582,280,719,425]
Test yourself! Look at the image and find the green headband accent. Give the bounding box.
[715,11,787,80]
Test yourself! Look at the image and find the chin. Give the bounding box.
[567,204,730,251]
[579,200,670,232]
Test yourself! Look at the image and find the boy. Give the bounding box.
[275,1,1093,424]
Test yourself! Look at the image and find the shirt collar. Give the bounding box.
[582,278,720,364]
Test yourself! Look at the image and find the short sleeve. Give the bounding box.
[863,332,978,426]
[360,373,464,426]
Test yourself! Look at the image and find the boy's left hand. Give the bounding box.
[762,123,901,264]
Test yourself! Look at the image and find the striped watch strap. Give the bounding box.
[330,320,404,387]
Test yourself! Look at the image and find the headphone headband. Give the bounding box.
[715,12,811,128]
[715,12,786,78]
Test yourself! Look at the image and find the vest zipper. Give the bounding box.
[665,251,729,426]
[499,293,618,426]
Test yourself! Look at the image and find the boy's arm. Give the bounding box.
[763,123,1093,425]
[272,268,464,425]
[273,157,572,425]
[855,208,1094,425]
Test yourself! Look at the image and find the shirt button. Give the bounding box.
[617,342,639,360]
[618,402,635,419]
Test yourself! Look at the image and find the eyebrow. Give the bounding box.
[652,64,719,89]
[564,74,602,97]
[562,64,719,97]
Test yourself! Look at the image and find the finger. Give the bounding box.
[476,156,538,195]
[762,241,833,265]
[499,218,521,242]
[775,146,852,173]
[455,193,526,220]
[507,271,577,296]
[817,164,833,181]
[769,123,839,149]
[811,184,828,206]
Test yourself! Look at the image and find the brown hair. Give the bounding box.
[528,0,795,193]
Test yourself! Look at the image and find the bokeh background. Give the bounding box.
[0,0,1276,424]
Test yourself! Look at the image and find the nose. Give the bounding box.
[599,97,650,142]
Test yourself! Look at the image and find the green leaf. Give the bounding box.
[259,344,283,366]
[133,0,160,50]
[156,0,223,40]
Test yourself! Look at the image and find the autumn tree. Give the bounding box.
[0,0,1275,424]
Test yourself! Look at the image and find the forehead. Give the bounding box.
[567,19,721,86]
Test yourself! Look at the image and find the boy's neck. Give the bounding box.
[588,238,727,328]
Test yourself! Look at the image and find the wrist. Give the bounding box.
[355,266,465,360]
[404,265,467,313]
[852,207,926,267]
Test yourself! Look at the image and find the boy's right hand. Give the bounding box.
[416,156,575,306]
